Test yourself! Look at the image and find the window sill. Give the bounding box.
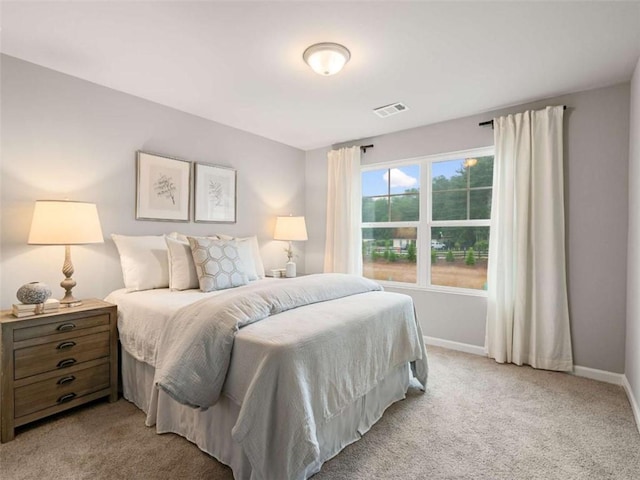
[375,280,488,298]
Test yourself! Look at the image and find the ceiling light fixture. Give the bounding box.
[303,42,351,76]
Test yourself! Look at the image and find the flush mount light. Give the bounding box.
[303,42,351,76]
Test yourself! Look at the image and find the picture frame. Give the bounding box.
[194,162,237,223]
[136,151,191,222]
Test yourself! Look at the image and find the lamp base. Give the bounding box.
[60,245,81,307]
[285,261,297,278]
[60,299,83,308]
[60,290,82,308]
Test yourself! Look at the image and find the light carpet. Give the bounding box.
[1,346,639,479]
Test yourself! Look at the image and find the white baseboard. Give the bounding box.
[622,376,640,434]
[424,336,485,356]
[571,365,624,385]
[423,335,625,385]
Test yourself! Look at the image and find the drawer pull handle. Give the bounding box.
[57,323,76,332]
[57,341,76,350]
[57,358,76,368]
[57,375,76,385]
[57,393,76,404]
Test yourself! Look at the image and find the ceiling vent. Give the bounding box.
[373,102,409,118]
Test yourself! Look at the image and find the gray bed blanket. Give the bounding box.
[154,273,428,479]
[155,273,395,408]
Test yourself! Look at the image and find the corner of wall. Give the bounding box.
[623,375,640,434]
[625,53,640,434]
[303,147,330,274]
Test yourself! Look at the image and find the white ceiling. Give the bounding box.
[1,1,640,151]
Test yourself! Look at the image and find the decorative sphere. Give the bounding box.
[16,282,52,305]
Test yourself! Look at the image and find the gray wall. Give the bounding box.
[306,83,630,373]
[0,55,306,308]
[626,57,640,406]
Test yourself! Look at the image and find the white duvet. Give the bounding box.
[107,274,428,480]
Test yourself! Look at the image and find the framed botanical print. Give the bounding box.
[136,151,191,221]
[194,163,237,223]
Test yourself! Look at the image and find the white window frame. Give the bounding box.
[361,146,494,296]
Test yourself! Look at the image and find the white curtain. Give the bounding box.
[324,146,362,274]
[485,105,573,371]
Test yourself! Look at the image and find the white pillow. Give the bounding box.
[188,237,249,292]
[167,231,190,243]
[112,234,170,292]
[218,235,265,278]
[166,236,200,290]
[234,241,259,281]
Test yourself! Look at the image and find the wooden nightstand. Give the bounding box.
[0,299,117,442]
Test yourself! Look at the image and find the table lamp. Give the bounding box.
[273,215,308,278]
[28,200,104,307]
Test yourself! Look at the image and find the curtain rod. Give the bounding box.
[479,105,567,128]
[360,144,374,153]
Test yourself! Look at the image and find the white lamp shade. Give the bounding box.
[28,200,104,245]
[303,43,351,76]
[274,216,308,241]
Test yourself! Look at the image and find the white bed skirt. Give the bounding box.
[121,350,411,479]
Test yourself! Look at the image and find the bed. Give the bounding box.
[107,235,428,479]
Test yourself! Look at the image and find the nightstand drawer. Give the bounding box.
[14,331,110,380]
[14,314,109,342]
[14,362,110,418]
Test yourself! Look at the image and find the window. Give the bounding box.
[361,148,494,292]
[362,165,420,283]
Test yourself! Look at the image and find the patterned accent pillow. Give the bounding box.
[187,237,249,292]
[217,234,265,278]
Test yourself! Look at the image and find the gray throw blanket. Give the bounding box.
[154,274,384,408]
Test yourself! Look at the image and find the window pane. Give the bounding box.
[432,159,466,191]
[468,156,494,188]
[362,169,389,197]
[390,194,419,221]
[388,165,420,195]
[432,190,467,220]
[362,197,389,222]
[363,227,417,283]
[469,189,492,219]
[431,227,489,290]
[362,164,420,223]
